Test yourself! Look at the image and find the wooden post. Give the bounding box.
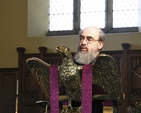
[16,47,26,113]
[38,46,47,60]
[121,43,130,112]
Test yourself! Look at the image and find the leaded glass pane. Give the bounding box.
[80,0,105,29]
[113,0,138,28]
[49,0,73,31]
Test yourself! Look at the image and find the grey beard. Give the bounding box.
[74,51,96,65]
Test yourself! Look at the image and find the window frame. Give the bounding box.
[47,0,138,36]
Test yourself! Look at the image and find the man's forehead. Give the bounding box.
[80,28,99,39]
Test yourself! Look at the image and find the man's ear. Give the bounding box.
[98,41,104,50]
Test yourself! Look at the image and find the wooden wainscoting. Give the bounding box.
[0,68,18,113]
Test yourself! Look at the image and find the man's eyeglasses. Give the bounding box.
[79,35,99,44]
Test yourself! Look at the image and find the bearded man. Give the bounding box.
[72,26,106,113]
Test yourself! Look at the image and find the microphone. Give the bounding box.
[130,69,141,79]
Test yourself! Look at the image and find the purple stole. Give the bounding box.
[82,64,92,113]
[49,64,93,113]
[50,65,59,113]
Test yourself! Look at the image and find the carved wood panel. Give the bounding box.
[0,70,18,113]
[129,54,141,104]
[19,55,44,113]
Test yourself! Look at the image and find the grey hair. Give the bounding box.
[99,29,105,42]
[78,27,105,42]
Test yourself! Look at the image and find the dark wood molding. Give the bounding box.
[0,68,18,72]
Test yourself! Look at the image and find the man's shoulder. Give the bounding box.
[98,53,114,59]
[92,53,118,69]
[92,53,116,65]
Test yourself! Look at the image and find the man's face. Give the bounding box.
[74,27,104,64]
[78,27,103,54]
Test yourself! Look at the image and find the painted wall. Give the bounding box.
[0,0,141,68]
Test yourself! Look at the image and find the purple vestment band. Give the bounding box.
[50,65,59,113]
[82,64,92,113]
